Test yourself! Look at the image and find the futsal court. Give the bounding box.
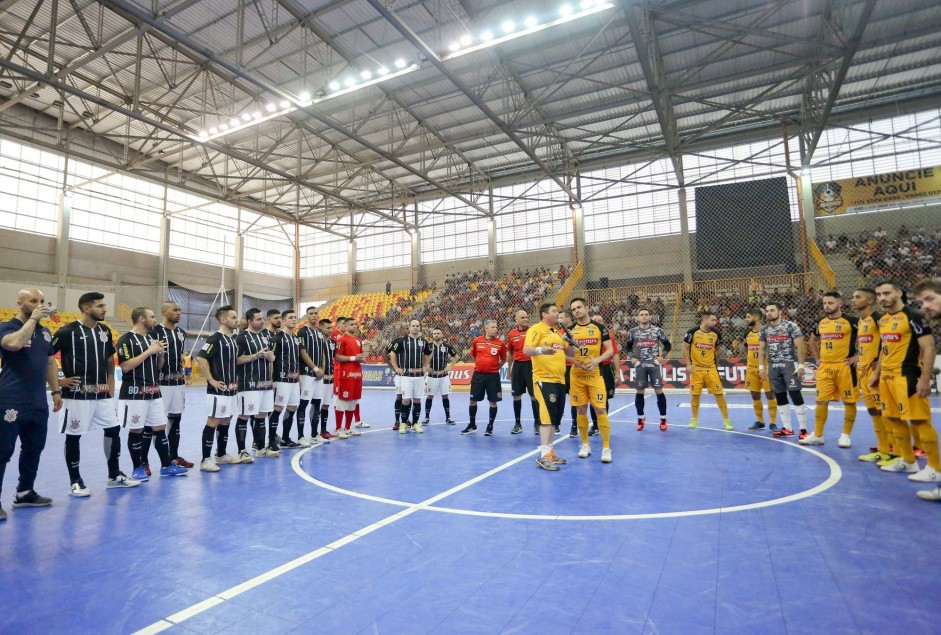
[1,387,938,635]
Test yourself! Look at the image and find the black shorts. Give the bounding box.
[565,365,571,390]
[511,361,535,398]
[534,380,567,428]
[635,363,663,390]
[470,372,502,403]
[601,363,616,400]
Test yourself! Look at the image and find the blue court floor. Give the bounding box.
[1,388,940,634]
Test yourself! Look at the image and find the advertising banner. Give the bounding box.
[812,167,941,216]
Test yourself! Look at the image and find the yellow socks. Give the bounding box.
[767,399,777,426]
[888,418,916,463]
[911,422,923,449]
[691,395,701,420]
[752,399,764,423]
[814,401,829,438]
[871,412,891,455]
[913,421,941,471]
[842,403,856,435]
[597,412,611,449]
[577,413,590,444]
[715,394,729,420]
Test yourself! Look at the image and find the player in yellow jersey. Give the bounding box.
[744,309,778,432]
[851,288,890,462]
[911,278,941,501]
[805,291,859,447]
[523,303,576,471]
[568,298,614,463]
[682,312,732,430]
[872,280,940,489]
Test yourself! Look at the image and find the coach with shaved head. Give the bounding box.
[0,289,63,520]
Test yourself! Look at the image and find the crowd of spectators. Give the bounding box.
[819,224,941,287]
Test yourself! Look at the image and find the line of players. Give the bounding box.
[678,279,941,502]
[46,296,371,495]
[381,298,674,469]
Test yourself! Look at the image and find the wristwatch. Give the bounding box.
[51,390,62,395]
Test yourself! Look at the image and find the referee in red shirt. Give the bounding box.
[462,320,507,436]
[507,310,541,435]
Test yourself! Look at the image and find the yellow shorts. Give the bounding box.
[880,373,932,421]
[815,362,859,403]
[858,365,880,410]
[745,367,770,393]
[569,372,608,408]
[690,366,723,396]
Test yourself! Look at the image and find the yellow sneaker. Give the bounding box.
[876,453,900,467]
[859,451,887,462]
[688,419,699,429]
[723,420,734,431]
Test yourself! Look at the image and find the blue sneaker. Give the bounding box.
[748,421,765,430]
[159,461,189,477]
[768,423,780,433]
[131,466,150,482]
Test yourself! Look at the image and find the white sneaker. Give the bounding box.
[336,429,350,439]
[255,446,270,458]
[355,421,370,428]
[838,434,851,448]
[200,458,220,472]
[908,465,940,482]
[916,486,941,501]
[106,473,141,488]
[348,427,362,437]
[578,443,591,459]
[215,453,238,465]
[298,436,316,447]
[238,450,254,464]
[798,433,824,446]
[880,458,918,473]
[315,434,330,445]
[69,482,91,497]
[601,448,612,463]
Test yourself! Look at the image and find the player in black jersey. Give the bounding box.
[195,306,239,473]
[389,320,429,434]
[53,292,139,495]
[117,307,188,480]
[235,308,277,461]
[297,306,326,445]
[146,301,193,469]
[423,327,457,424]
[314,318,337,440]
[269,309,306,448]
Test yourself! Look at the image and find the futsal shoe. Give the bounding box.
[12,490,53,507]
[296,437,313,447]
[238,450,255,463]
[774,428,794,437]
[143,465,152,477]
[461,424,477,435]
[908,466,940,482]
[348,427,362,437]
[569,424,578,438]
[106,473,141,488]
[688,419,699,429]
[798,433,823,446]
[535,455,559,471]
[200,458,220,472]
[859,451,890,462]
[422,417,430,426]
[355,421,370,428]
[131,466,150,482]
[320,431,336,441]
[399,424,407,435]
[392,422,400,431]
[660,418,668,431]
[69,482,91,497]
[748,422,765,430]
[215,453,239,464]
[798,429,809,440]
[336,429,350,439]
[637,418,645,431]
[880,458,918,473]
[281,439,301,449]
[545,450,566,465]
[601,448,612,463]
[554,424,561,434]
[533,424,540,436]
[315,434,330,445]
[578,443,591,458]
[914,448,927,459]
[484,424,494,436]
[160,461,189,477]
[412,423,424,434]
[174,456,195,468]
[723,420,734,431]
[916,486,941,501]
[589,426,599,436]
[511,423,523,434]
[446,418,456,425]
[768,423,779,433]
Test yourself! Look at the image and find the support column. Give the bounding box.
[410,228,420,289]
[234,233,245,315]
[572,204,585,266]
[348,239,357,294]
[677,187,693,284]
[55,160,71,309]
[487,185,496,276]
[157,214,170,297]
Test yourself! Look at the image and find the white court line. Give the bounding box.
[130,429,573,635]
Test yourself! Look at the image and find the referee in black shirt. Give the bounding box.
[0,289,61,519]
[389,319,428,434]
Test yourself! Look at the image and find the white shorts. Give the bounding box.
[274,382,300,408]
[159,385,185,414]
[206,394,236,420]
[334,396,359,411]
[259,389,274,414]
[119,398,167,430]
[426,375,451,397]
[238,391,262,417]
[299,375,316,400]
[394,374,402,395]
[399,375,424,400]
[60,399,119,435]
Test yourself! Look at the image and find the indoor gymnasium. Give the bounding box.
[0,0,940,633]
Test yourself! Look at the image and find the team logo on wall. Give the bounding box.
[4,409,17,422]
[813,181,843,215]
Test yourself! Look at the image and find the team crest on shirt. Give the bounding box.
[3,409,17,422]
[177,331,184,342]
[43,331,51,342]
[99,330,108,343]
[549,394,557,403]
[131,415,141,424]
